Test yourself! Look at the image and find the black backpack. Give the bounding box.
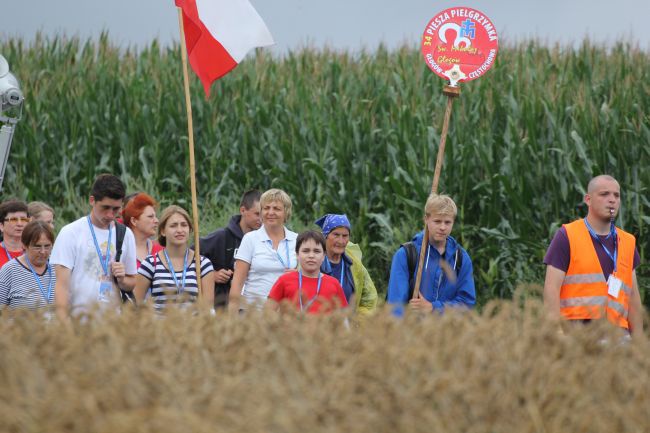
[399,241,463,300]
[113,222,135,304]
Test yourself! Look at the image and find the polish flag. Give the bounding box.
[175,0,274,96]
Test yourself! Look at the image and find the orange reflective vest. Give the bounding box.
[560,219,635,329]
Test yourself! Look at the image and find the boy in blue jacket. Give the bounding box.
[387,194,476,316]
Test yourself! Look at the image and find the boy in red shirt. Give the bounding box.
[268,230,347,314]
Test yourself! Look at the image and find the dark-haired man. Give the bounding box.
[52,174,137,318]
[543,175,644,337]
[198,190,261,308]
[0,199,30,268]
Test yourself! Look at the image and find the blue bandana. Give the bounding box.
[315,214,351,238]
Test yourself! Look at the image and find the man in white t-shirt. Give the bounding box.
[52,174,137,319]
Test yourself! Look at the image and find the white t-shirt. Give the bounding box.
[234,225,297,309]
[50,216,137,314]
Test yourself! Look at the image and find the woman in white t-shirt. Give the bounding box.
[229,189,297,312]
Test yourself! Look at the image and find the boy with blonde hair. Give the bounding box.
[387,194,476,315]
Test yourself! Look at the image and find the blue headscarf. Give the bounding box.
[314,214,351,238]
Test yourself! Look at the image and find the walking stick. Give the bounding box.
[411,85,460,300]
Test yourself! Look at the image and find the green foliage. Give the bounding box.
[2,36,649,305]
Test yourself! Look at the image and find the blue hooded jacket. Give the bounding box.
[387,231,476,316]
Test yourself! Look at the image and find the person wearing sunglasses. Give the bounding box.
[0,200,31,269]
[0,221,56,315]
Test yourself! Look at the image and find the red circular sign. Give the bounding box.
[421,7,498,85]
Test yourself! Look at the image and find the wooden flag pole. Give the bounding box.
[411,84,460,300]
[177,9,203,298]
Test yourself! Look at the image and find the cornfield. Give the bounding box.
[1,35,649,304]
[1,301,649,432]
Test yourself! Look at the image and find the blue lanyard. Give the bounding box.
[325,256,345,287]
[584,218,618,271]
[24,255,54,303]
[1,242,12,262]
[164,248,189,294]
[268,239,290,269]
[298,271,322,312]
[87,216,112,276]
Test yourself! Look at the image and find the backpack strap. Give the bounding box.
[113,222,135,304]
[114,222,127,262]
[402,241,418,301]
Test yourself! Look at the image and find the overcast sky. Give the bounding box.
[2,0,649,53]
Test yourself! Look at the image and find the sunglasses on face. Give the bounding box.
[4,217,32,224]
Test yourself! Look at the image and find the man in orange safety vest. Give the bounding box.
[543,175,644,337]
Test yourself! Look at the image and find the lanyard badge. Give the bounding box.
[164,248,189,294]
[25,255,54,304]
[269,239,291,269]
[584,219,618,272]
[87,216,113,302]
[298,271,322,312]
[2,242,14,262]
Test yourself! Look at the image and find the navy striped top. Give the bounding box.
[0,258,56,311]
[138,252,213,312]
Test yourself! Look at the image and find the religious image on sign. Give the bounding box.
[421,7,498,86]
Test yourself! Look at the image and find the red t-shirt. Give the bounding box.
[269,272,348,314]
[0,247,22,269]
[136,241,165,268]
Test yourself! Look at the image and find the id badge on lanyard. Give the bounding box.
[607,275,622,298]
[88,216,113,303]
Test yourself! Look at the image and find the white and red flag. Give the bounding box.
[175,0,274,96]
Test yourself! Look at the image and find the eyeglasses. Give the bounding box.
[4,217,32,223]
[29,244,52,252]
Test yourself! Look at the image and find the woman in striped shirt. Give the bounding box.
[134,205,214,312]
[0,221,56,314]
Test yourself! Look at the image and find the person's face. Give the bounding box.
[298,238,325,275]
[261,200,286,228]
[326,227,350,257]
[35,210,55,231]
[240,200,261,231]
[90,196,123,228]
[585,178,620,221]
[425,213,454,245]
[0,211,31,239]
[25,233,53,268]
[133,205,159,237]
[163,213,191,247]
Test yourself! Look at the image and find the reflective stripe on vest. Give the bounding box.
[560,219,635,329]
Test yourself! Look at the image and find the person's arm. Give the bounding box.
[228,259,250,313]
[111,261,135,291]
[133,256,155,304]
[200,272,215,309]
[133,274,152,304]
[115,228,138,292]
[386,247,410,317]
[199,256,215,309]
[54,265,72,322]
[0,265,11,311]
[543,265,566,322]
[628,270,645,338]
[266,276,285,313]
